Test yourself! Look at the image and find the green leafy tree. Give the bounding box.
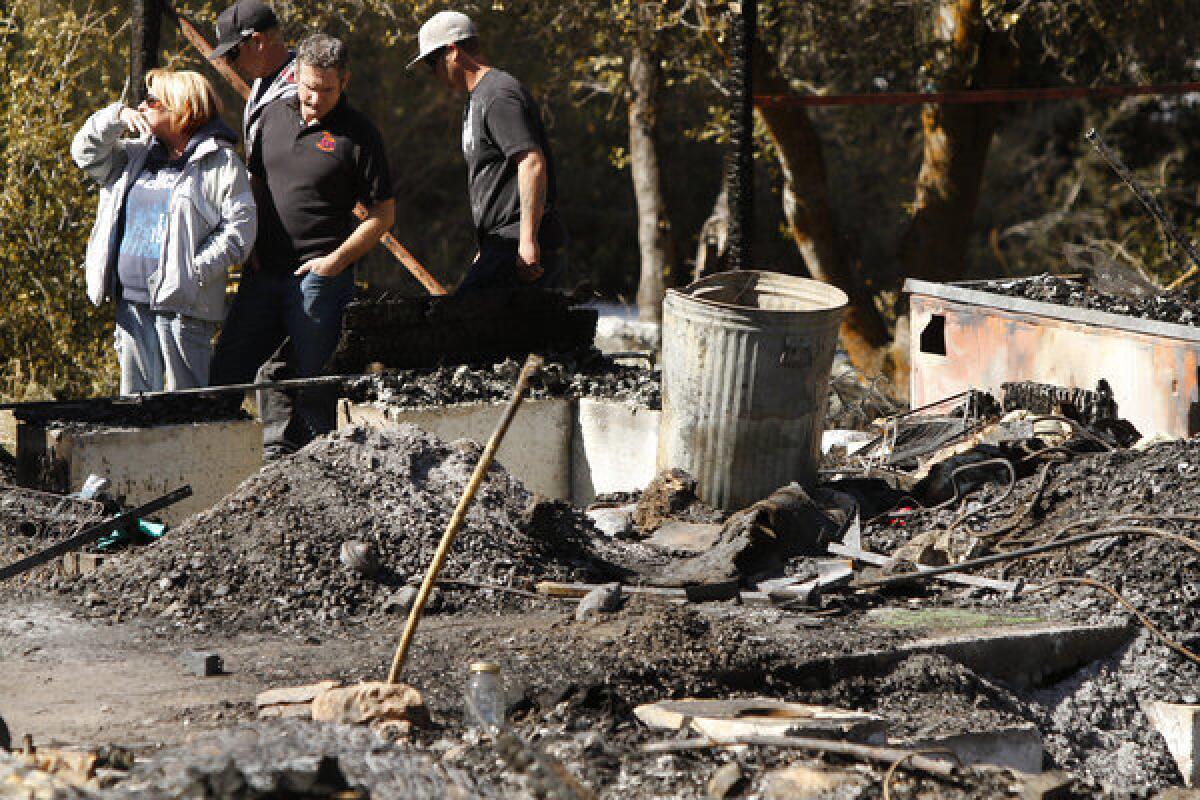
[0,1,122,399]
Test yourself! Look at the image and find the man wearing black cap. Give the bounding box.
[209,0,296,160]
[410,11,566,293]
[209,0,297,455]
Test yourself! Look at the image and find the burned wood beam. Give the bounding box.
[129,0,165,104]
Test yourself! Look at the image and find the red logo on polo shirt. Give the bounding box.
[316,132,336,153]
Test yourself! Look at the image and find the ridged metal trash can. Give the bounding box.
[658,271,847,510]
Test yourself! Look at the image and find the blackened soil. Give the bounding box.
[979,273,1200,326]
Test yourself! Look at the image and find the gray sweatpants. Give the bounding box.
[114,298,218,394]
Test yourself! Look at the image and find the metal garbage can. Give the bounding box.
[658,270,847,509]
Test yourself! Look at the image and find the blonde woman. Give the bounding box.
[72,69,256,393]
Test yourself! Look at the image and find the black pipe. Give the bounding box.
[725,0,756,270]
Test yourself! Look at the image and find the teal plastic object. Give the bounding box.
[95,519,167,551]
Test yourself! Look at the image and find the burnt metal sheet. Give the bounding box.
[906,280,1200,438]
[905,279,1200,342]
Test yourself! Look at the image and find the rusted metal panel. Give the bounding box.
[906,279,1200,438]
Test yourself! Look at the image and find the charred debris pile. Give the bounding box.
[66,425,631,633]
[329,288,600,373]
[8,371,1200,796]
[979,272,1200,326]
[342,353,662,410]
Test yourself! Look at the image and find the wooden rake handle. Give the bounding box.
[386,354,543,683]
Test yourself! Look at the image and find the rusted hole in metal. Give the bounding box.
[920,315,947,356]
[1191,368,1200,437]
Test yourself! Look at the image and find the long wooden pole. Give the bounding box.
[163,2,448,295]
[386,354,543,683]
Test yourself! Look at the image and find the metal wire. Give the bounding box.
[1031,577,1200,666]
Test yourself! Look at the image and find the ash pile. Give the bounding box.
[95,719,501,800]
[343,352,661,410]
[978,272,1200,326]
[67,425,626,632]
[328,288,599,373]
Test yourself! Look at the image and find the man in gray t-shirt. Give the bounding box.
[409,11,566,292]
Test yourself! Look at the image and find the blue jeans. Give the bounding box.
[209,268,355,455]
[115,298,217,394]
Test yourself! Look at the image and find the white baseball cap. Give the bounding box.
[407,11,477,70]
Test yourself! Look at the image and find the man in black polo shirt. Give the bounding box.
[409,11,566,292]
[210,33,394,457]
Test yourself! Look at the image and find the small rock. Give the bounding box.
[339,540,380,577]
[384,587,418,614]
[575,583,622,621]
[383,586,443,614]
[181,650,223,677]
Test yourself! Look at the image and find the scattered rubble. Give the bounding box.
[9,348,1200,797]
[631,469,724,536]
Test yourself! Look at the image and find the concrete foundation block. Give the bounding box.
[339,397,659,505]
[572,398,660,505]
[1143,700,1200,786]
[16,419,262,525]
[60,553,106,577]
[340,398,572,500]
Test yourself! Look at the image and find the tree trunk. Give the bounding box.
[629,34,676,323]
[129,0,164,104]
[898,0,1016,283]
[753,49,894,376]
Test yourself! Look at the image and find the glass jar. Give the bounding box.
[465,661,504,729]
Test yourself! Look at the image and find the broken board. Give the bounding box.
[634,698,886,743]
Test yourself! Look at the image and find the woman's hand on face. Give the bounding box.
[119,107,152,138]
